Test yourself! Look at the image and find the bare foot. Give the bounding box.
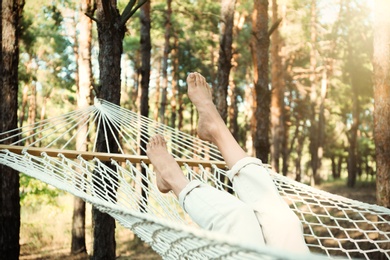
[186,72,225,143]
[146,134,189,196]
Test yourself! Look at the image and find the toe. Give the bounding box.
[148,135,158,149]
[156,134,166,146]
[186,73,196,85]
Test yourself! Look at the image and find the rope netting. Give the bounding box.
[0,98,389,259]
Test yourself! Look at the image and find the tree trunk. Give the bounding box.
[26,84,37,145]
[170,33,179,129]
[154,58,161,121]
[159,0,172,124]
[270,0,285,172]
[347,47,360,188]
[228,80,239,141]
[0,0,23,258]
[71,0,93,255]
[295,133,305,182]
[19,85,28,127]
[215,0,236,122]
[92,1,124,259]
[250,0,270,163]
[92,1,147,258]
[139,0,151,213]
[308,0,321,185]
[245,85,255,156]
[373,0,390,208]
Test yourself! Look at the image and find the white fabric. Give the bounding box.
[180,157,310,254]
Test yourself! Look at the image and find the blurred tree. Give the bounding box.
[159,0,171,125]
[0,0,24,258]
[250,0,270,163]
[139,0,151,214]
[71,0,93,256]
[373,0,390,208]
[270,0,285,173]
[307,0,324,185]
[215,0,236,122]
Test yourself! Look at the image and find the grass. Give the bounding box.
[19,178,378,259]
[19,194,160,260]
[317,177,377,204]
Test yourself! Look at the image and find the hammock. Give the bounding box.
[0,98,389,260]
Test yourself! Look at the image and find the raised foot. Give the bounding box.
[186,72,225,143]
[146,134,189,196]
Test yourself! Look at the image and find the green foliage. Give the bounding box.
[15,0,378,184]
[20,174,63,207]
[20,0,75,96]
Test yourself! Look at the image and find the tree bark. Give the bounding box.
[92,2,122,259]
[346,45,360,188]
[139,0,151,213]
[91,1,147,258]
[215,0,236,122]
[170,33,179,129]
[154,58,161,121]
[308,0,322,185]
[0,0,23,258]
[347,103,359,187]
[71,0,93,255]
[159,0,172,124]
[270,0,285,172]
[250,0,270,163]
[373,0,390,208]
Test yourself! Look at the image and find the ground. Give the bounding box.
[19,178,377,260]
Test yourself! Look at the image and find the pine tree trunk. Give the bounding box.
[19,85,28,127]
[71,0,93,255]
[373,0,390,208]
[92,1,125,259]
[139,0,151,213]
[26,85,36,145]
[308,0,320,185]
[270,0,285,172]
[228,81,239,141]
[154,58,161,121]
[347,45,359,188]
[159,0,172,124]
[0,0,23,258]
[250,0,270,163]
[215,0,236,122]
[170,34,179,129]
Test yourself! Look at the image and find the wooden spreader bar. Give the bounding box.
[0,145,227,169]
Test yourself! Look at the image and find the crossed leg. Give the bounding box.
[146,135,265,248]
[146,72,309,253]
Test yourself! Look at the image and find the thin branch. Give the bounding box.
[120,0,148,27]
[121,0,137,24]
[84,12,98,23]
[268,18,282,37]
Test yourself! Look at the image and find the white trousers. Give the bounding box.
[178,157,310,253]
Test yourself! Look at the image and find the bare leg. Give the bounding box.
[146,135,266,249]
[186,72,248,168]
[146,134,189,197]
[187,72,309,253]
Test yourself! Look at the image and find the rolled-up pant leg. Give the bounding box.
[179,180,265,248]
[227,157,309,253]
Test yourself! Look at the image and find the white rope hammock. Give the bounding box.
[0,98,389,259]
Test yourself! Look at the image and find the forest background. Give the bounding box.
[1,0,389,259]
